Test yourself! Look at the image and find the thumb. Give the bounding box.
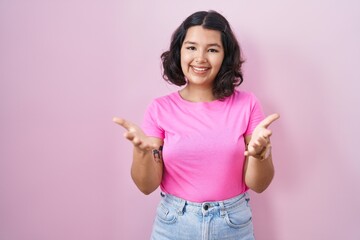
[113,117,132,130]
[258,113,280,129]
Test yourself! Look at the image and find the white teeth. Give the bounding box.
[192,67,208,72]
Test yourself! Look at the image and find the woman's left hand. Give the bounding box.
[245,113,280,158]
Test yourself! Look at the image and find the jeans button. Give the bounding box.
[203,204,209,210]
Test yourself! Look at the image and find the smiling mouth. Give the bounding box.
[191,66,210,73]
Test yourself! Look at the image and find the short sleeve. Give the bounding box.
[244,94,265,136]
[141,100,165,139]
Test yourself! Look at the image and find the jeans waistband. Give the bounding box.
[160,192,249,216]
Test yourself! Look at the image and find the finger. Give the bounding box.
[133,137,142,146]
[113,117,132,130]
[250,138,267,148]
[259,113,280,129]
[124,133,144,149]
[139,141,153,150]
[123,132,132,140]
[244,150,249,157]
[257,131,272,144]
[251,140,262,148]
[245,149,257,157]
[261,129,272,138]
[248,146,262,156]
[254,138,267,147]
[143,142,161,151]
[246,145,257,155]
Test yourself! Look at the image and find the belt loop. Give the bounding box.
[177,199,186,216]
[244,192,250,206]
[219,201,226,218]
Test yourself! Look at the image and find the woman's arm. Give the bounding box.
[243,113,279,193]
[244,135,274,193]
[113,117,164,195]
[131,137,163,195]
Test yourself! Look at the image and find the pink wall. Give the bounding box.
[1,0,360,239]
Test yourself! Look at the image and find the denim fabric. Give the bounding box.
[150,192,255,240]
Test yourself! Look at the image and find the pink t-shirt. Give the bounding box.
[142,90,264,202]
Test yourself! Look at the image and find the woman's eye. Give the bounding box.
[208,48,219,53]
[186,46,196,50]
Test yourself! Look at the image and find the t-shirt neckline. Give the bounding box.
[172,91,233,110]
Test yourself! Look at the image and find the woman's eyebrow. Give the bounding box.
[208,43,222,48]
[183,41,222,48]
[183,41,197,45]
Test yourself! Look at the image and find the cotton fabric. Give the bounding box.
[142,90,264,202]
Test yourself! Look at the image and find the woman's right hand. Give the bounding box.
[113,117,164,194]
[113,117,160,152]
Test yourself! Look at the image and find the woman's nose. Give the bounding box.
[195,51,207,63]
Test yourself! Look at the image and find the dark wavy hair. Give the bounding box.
[161,10,245,100]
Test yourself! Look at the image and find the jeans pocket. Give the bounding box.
[224,200,253,229]
[156,202,178,224]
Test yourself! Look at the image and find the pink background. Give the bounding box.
[1,0,360,239]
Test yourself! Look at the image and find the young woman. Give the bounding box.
[114,10,279,240]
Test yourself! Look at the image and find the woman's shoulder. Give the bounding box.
[232,89,259,102]
[149,91,180,107]
[230,90,263,116]
[153,91,178,101]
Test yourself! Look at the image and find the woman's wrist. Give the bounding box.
[252,144,272,161]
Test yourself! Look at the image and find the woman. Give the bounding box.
[114,10,279,240]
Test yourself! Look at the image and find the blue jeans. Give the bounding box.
[150,192,255,240]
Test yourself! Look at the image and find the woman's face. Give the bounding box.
[180,26,224,88]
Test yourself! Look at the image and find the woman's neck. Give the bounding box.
[179,85,215,102]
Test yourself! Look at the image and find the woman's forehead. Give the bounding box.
[183,26,222,46]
